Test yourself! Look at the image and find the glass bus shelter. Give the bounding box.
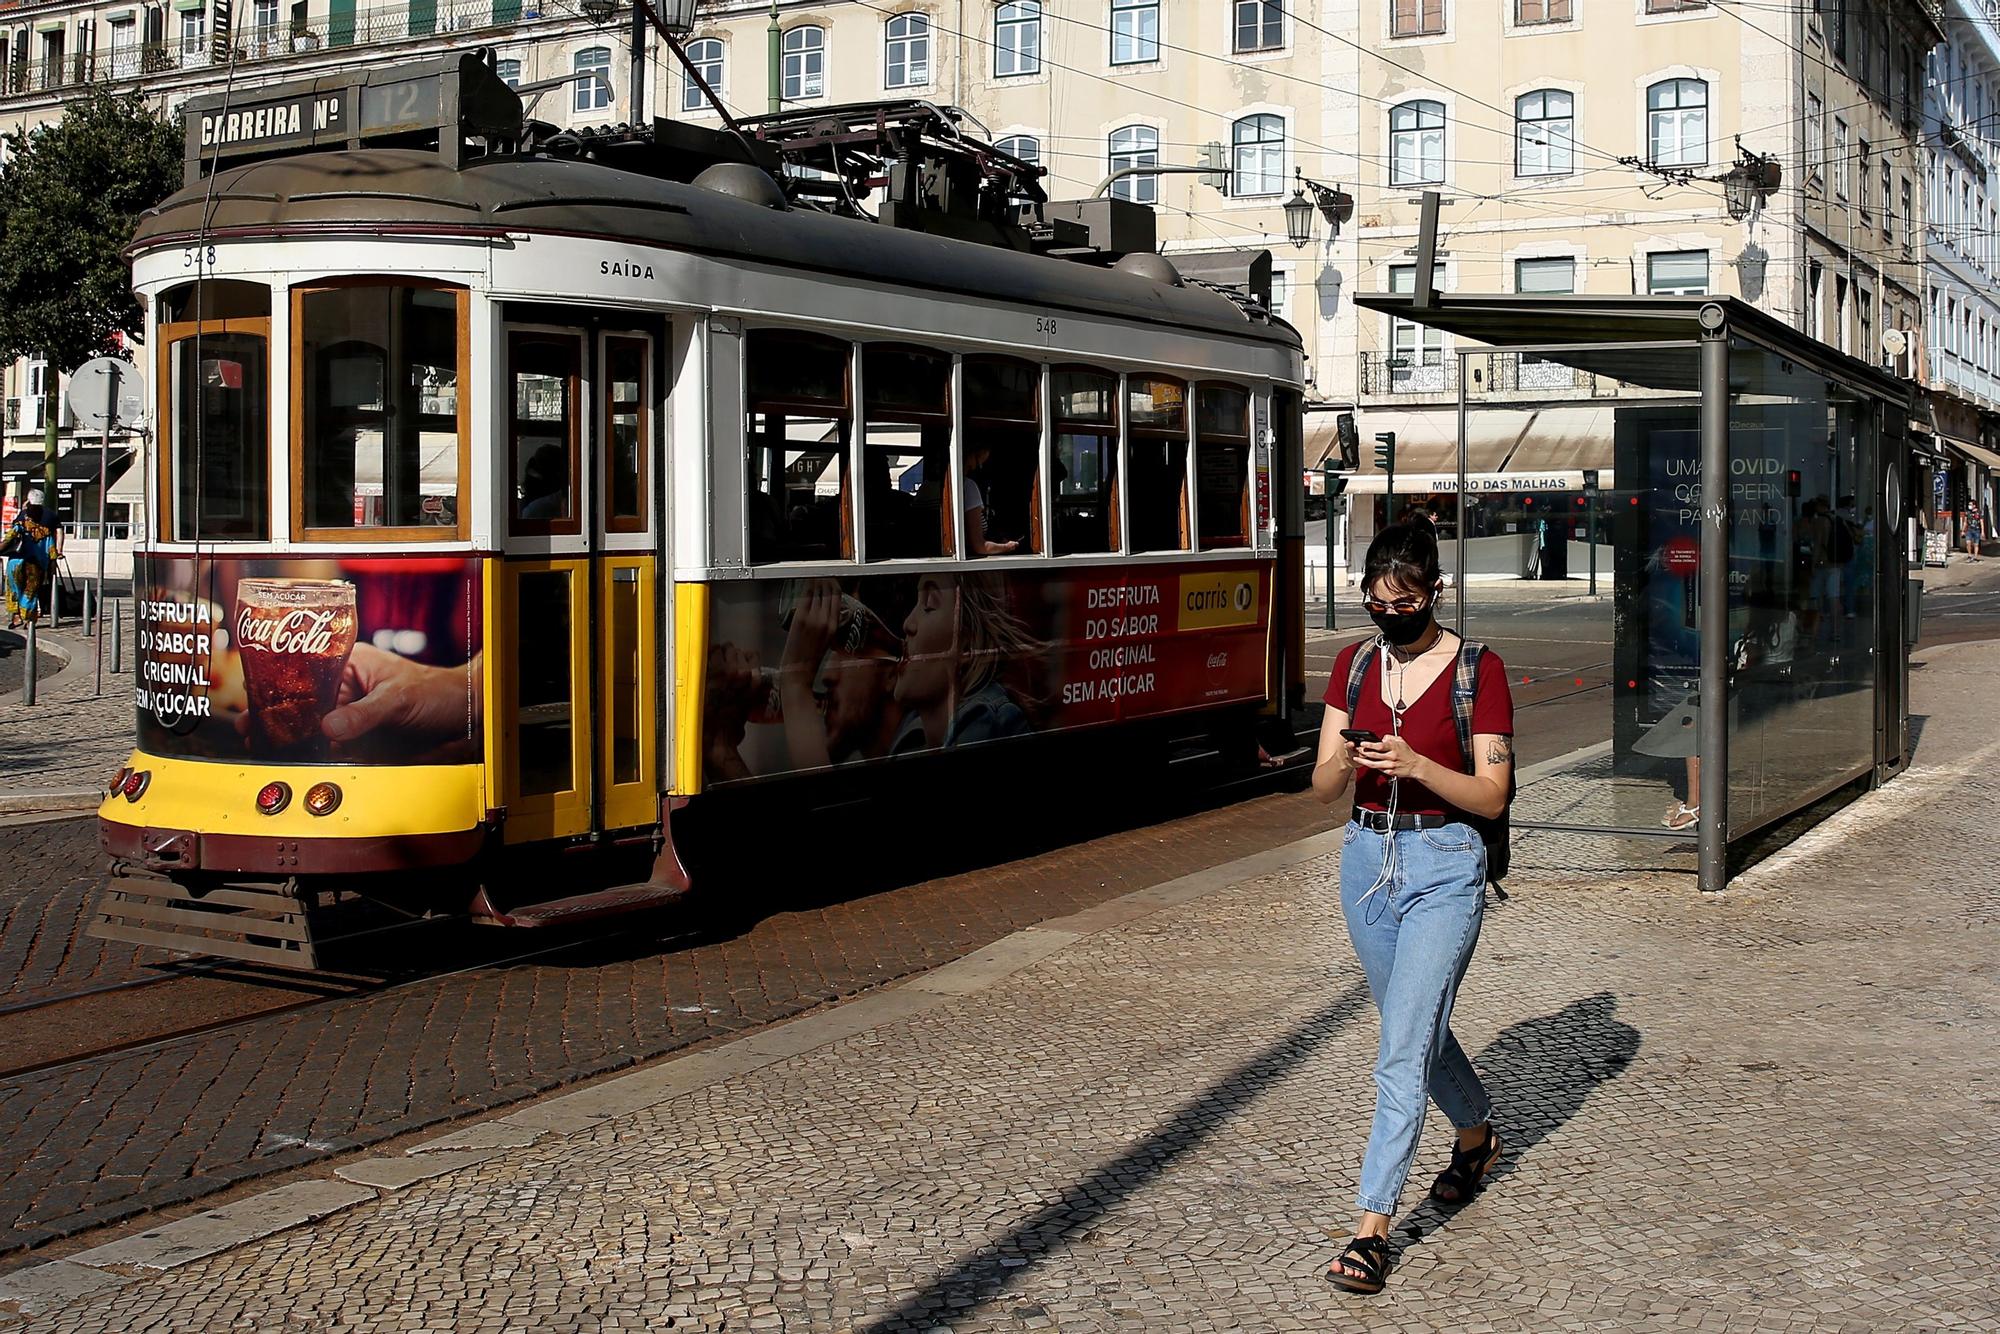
[1351,294,1917,892]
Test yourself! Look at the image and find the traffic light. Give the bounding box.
[1198,141,1227,191]
[1786,469,1802,498]
[1373,431,1397,472]
[1335,412,1359,470]
[1581,468,1600,498]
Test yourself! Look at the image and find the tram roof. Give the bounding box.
[132,150,1300,352]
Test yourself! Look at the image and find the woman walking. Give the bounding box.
[1310,520,1516,1295]
[4,489,62,629]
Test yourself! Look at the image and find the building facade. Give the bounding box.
[1920,0,2000,547]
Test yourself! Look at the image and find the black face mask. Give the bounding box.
[1369,601,1436,647]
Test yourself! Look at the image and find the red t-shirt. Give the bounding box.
[1325,639,1515,819]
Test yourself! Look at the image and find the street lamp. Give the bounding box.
[1283,169,1355,248]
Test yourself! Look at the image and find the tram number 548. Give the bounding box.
[1035,316,1058,338]
[182,245,218,269]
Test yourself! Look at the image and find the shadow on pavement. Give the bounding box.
[861,980,1373,1334]
[1394,991,1641,1250]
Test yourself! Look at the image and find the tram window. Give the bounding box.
[603,335,649,532]
[963,355,1040,555]
[1051,366,1117,555]
[1126,375,1190,553]
[507,332,582,536]
[1195,382,1251,549]
[863,344,952,560]
[295,282,467,538]
[516,569,574,797]
[159,279,269,323]
[167,330,270,541]
[746,330,851,563]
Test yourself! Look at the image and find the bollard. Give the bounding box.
[112,598,123,674]
[23,620,36,705]
[49,578,59,629]
[82,583,94,637]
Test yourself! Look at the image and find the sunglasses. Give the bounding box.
[1361,595,1433,615]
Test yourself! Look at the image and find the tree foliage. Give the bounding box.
[0,89,181,373]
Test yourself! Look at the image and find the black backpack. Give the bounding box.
[1344,638,1515,885]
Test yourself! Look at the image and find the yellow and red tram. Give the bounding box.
[93,54,1308,967]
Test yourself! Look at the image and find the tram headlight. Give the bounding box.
[303,782,343,817]
[121,770,151,802]
[256,782,292,816]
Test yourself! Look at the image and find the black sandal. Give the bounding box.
[1430,1126,1504,1204]
[1325,1234,1391,1295]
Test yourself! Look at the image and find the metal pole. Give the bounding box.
[1588,488,1599,597]
[22,619,35,705]
[1322,463,1336,631]
[1456,350,1468,634]
[1697,318,1731,894]
[629,0,648,124]
[767,0,781,113]
[95,368,112,697]
[112,595,123,674]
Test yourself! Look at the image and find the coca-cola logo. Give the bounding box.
[236,606,342,656]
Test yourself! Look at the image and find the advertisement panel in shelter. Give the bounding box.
[703,562,1270,783]
[133,555,483,765]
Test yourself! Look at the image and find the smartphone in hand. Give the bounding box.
[1339,728,1381,745]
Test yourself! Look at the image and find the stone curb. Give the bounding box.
[0,792,104,817]
[0,825,1347,1318]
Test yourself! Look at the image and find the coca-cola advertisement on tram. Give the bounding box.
[132,555,483,765]
[702,562,1270,783]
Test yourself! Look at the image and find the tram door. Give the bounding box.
[499,323,661,844]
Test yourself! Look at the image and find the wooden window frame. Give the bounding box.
[963,353,1044,555]
[290,278,471,544]
[1391,0,1445,39]
[861,341,955,561]
[1051,363,1121,555]
[1124,373,1191,554]
[1195,381,1253,551]
[157,314,272,544]
[745,328,854,564]
[505,328,585,539]
[602,332,652,535]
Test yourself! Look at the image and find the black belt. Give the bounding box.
[1352,809,1454,832]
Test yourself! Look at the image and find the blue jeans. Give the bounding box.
[1340,820,1492,1216]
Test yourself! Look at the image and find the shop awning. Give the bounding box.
[106,454,147,503]
[1308,404,1617,477]
[347,435,460,494]
[0,448,132,486]
[1943,437,2000,472]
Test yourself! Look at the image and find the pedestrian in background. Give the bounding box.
[1964,496,1984,562]
[1310,520,1517,1296]
[3,488,62,629]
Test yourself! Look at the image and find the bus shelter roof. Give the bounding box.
[1350,294,1914,405]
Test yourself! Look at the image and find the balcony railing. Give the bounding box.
[1358,351,1457,398]
[1360,351,1635,402]
[1,1,544,100]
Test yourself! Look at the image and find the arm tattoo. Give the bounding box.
[1484,736,1513,766]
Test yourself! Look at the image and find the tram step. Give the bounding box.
[468,882,690,929]
[88,871,319,970]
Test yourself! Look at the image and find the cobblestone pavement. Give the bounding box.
[0,778,1337,1255]
[0,607,133,802]
[11,645,1997,1331]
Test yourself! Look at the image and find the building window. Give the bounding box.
[1388,264,1447,388]
[1645,0,1706,12]
[574,47,612,113]
[1109,124,1159,203]
[496,58,522,89]
[1515,0,1570,22]
[1856,139,1871,218]
[1514,89,1573,177]
[1234,0,1282,52]
[885,13,930,89]
[1882,160,1894,241]
[1901,177,1914,255]
[1829,118,1850,197]
[995,134,1039,165]
[683,39,723,111]
[1806,93,1823,183]
[782,25,825,101]
[1391,0,1445,38]
[179,8,205,64]
[108,15,137,76]
[995,2,1041,76]
[1646,250,1708,296]
[1646,78,1707,167]
[1231,114,1285,197]
[1389,99,1445,185]
[252,0,279,42]
[1111,0,1159,65]
[1515,257,1574,294]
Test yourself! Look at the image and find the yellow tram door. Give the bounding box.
[496,324,661,845]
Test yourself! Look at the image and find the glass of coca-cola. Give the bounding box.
[234,578,358,760]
